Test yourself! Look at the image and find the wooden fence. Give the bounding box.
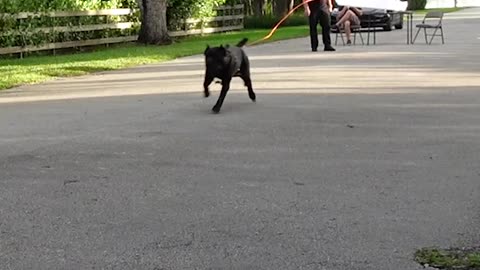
[0,4,244,56]
[170,4,244,37]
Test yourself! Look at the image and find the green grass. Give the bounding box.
[415,247,480,269]
[414,7,463,14]
[0,25,309,90]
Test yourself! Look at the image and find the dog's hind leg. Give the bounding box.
[203,74,214,98]
[240,61,255,102]
[240,74,256,102]
[212,78,231,113]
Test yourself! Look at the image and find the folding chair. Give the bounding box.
[334,24,364,45]
[412,11,445,45]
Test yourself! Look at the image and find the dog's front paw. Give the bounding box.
[212,106,221,114]
[249,92,256,102]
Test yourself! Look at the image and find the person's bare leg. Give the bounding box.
[336,14,348,26]
[336,6,348,22]
[344,20,352,42]
[336,10,354,26]
[335,6,350,28]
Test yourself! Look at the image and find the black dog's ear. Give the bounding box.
[204,45,210,55]
[219,45,227,56]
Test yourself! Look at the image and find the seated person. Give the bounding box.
[334,6,363,44]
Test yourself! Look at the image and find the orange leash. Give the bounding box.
[248,0,316,46]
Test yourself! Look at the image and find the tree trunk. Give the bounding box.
[273,0,294,17]
[288,0,294,10]
[138,0,171,45]
[253,0,267,16]
[243,0,253,16]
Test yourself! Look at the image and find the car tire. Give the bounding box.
[395,23,403,30]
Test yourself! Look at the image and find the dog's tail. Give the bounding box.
[236,38,248,47]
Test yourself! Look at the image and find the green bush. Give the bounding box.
[0,0,244,50]
[166,0,244,31]
[0,0,139,48]
[0,0,134,13]
[244,12,307,29]
[167,0,236,23]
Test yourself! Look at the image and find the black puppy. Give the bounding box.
[203,38,256,113]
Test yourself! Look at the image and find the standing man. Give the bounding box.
[303,0,336,52]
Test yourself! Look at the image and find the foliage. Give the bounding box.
[166,0,242,29]
[407,0,427,10]
[0,0,134,13]
[244,12,307,29]
[415,247,480,269]
[238,0,303,16]
[0,0,139,48]
[0,0,247,49]
[168,0,227,22]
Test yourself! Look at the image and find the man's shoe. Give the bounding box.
[324,46,336,51]
[346,40,352,45]
[312,48,318,52]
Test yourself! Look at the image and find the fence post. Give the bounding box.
[105,14,109,48]
[222,6,226,29]
[53,16,56,55]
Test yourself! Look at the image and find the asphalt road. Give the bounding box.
[1,9,480,270]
